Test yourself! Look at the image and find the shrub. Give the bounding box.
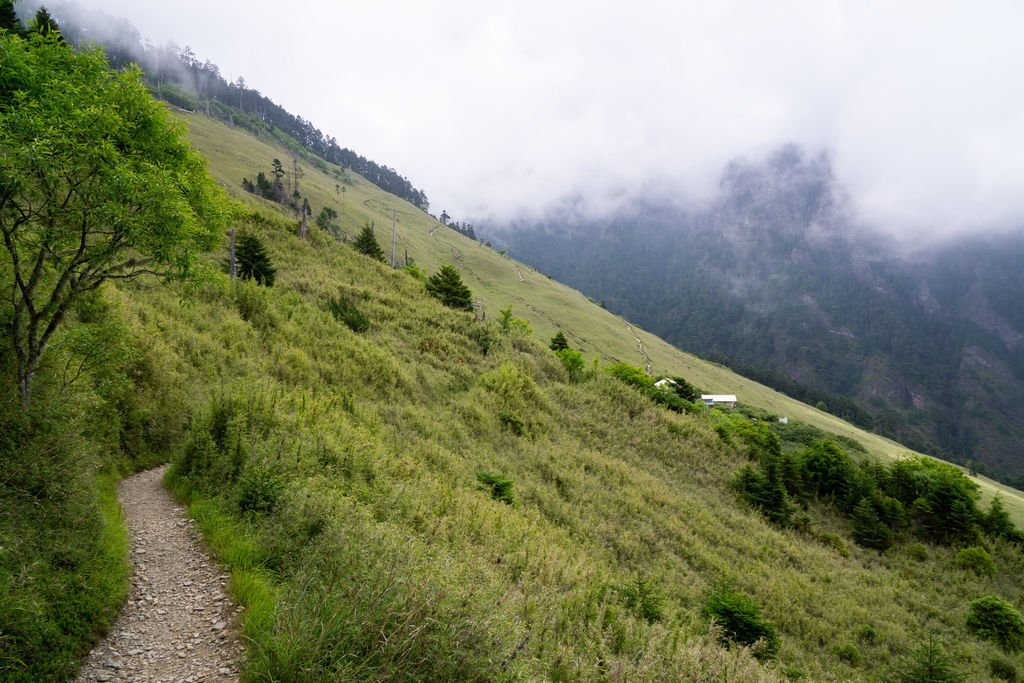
[497,410,525,436]
[238,468,283,514]
[618,574,665,624]
[555,348,586,383]
[476,471,514,505]
[907,542,929,562]
[966,595,1024,652]
[497,306,532,336]
[991,656,1019,681]
[704,586,780,661]
[326,295,370,333]
[836,642,862,666]
[955,546,996,577]
[820,533,851,558]
[857,624,877,644]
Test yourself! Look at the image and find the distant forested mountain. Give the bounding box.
[20,0,429,210]
[496,146,1024,487]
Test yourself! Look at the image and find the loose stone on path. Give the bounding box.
[75,466,244,683]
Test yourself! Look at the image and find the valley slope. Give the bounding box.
[498,146,1024,487]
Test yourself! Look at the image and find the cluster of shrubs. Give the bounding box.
[606,362,702,414]
[727,417,1021,552]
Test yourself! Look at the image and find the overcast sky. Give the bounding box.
[75,0,1024,237]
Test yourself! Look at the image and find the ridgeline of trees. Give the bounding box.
[438,209,477,240]
[27,0,429,210]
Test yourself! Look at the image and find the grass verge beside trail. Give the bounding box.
[164,469,279,675]
[0,467,131,682]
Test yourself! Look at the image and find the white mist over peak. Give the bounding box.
[65,0,1024,240]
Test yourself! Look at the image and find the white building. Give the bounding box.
[700,394,737,409]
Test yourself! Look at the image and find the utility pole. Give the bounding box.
[229,227,237,278]
[390,209,398,268]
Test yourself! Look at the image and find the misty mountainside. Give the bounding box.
[496,146,1024,486]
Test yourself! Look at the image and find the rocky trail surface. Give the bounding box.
[76,466,243,683]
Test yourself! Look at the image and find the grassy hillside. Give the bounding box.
[132,201,1021,681]
[6,94,1024,681]
[185,112,1024,528]
[82,112,1011,680]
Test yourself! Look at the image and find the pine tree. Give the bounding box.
[891,635,966,683]
[31,7,60,38]
[852,497,894,551]
[426,265,473,310]
[352,223,386,262]
[550,331,569,351]
[0,0,21,33]
[235,232,275,286]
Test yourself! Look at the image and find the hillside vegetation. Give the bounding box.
[185,112,1024,529]
[3,35,1024,682]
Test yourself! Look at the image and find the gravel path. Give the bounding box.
[76,466,244,683]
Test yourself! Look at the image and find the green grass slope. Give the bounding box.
[6,111,986,681]
[119,200,1022,682]
[185,112,1024,528]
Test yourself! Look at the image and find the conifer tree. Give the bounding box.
[352,223,386,262]
[852,497,894,551]
[426,265,473,310]
[550,331,569,351]
[0,0,21,33]
[31,6,59,38]
[235,232,275,285]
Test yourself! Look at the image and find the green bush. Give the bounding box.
[955,546,996,577]
[704,586,780,660]
[820,532,851,558]
[966,595,1024,652]
[857,624,878,643]
[836,642,862,666]
[990,656,1019,681]
[618,574,664,624]
[238,468,283,515]
[907,542,929,562]
[326,295,370,333]
[555,347,586,383]
[476,472,514,505]
[497,410,525,436]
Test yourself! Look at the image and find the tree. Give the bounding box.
[439,210,450,225]
[704,586,780,661]
[556,348,585,383]
[270,158,285,201]
[30,7,60,39]
[0,1,21,34]
[497,305,531,336]
[891,635,966,683]
[851,497,894,551]
[426,265,472,310]
[550,331,569,351]
[667,375,700,402]
[352,223,386,262]
[0,35,227,405]
[234,232,275,286]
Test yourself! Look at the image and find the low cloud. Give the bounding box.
[78,0,1024,238]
